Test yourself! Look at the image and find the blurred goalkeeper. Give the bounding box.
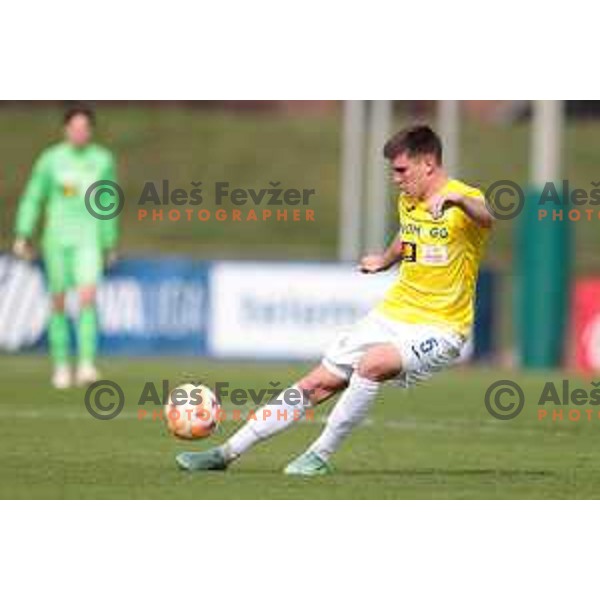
[13,105,119,389]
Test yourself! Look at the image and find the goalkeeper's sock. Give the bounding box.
[77,306,97,366]
[222,385,308,461]
[307,373,380,461]
[48,311,70,367]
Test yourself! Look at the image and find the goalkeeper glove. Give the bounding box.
[12,238,35,261]
[104,249,119,270]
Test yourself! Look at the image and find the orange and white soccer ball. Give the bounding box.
[165,383,219,440]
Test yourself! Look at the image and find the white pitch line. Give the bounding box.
[0,409,565,436]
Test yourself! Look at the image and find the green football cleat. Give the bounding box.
[176,447,228,472]
[284,451,333,476]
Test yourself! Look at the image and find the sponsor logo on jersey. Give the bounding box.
[421,244,449,266]
[400,241,417,262]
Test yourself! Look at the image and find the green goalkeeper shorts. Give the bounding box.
[43,243,103,294]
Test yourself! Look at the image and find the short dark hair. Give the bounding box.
[64,104,95,126]
[383,125,442,164]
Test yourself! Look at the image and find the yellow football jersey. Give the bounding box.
[376,179,490,337]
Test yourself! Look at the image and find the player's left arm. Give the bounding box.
[429,191,493,228]
[453,193,494,228]
[100,152,120,267]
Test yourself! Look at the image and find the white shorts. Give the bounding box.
[322,310,466,388]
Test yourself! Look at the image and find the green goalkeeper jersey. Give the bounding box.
[15,142,119,249]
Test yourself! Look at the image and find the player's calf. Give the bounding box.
[76,285,100,386]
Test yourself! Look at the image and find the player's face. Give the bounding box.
[390,153,435,197]
[65,114,93,147]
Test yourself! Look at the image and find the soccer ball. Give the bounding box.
[165,383,219,440]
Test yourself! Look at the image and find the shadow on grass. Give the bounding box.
[181,467,556,480]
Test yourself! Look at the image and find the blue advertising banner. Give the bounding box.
[0,255,209,356]
[0,254,494,361]
[97,258,209,355]
[473,270,495,361]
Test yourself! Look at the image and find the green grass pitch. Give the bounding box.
[1,356,599,499]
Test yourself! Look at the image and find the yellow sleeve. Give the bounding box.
[454,182,486,229]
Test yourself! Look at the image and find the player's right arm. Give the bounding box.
[359,234,404,273]
[13,150,51,258]
[99,151,120,268]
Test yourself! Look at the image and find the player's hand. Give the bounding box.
[427,193,463,219]
[104,249,119,270]
[12,238,35,261]
[359,254,387,274]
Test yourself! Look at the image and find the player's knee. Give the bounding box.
[78,287,96,307]
[357,346,402,382]
[52,294,66,312]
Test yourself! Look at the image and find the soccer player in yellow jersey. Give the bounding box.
[177,125,493,475]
